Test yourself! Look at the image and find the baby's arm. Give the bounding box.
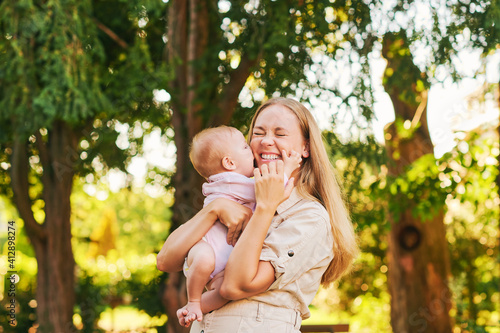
[282,150,302,179]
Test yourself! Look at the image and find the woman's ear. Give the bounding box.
[222,156,236,171]
[302,141,310,158]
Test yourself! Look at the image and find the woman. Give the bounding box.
[157,97,358,332]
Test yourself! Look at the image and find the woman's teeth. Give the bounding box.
[261,154,280,160]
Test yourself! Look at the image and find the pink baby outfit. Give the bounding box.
[201,172,256,278]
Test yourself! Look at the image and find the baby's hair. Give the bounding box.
[189,126,237,179]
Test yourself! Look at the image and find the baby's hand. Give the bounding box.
[282,150,302,178]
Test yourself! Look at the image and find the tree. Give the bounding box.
[381,31,453,332]
[0,0,166,331]
[375,1,499,330]
[319,0,499,329]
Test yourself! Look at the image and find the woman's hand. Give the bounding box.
[221,163,290,299]
[254,160,295,213]
[212,198,253,246]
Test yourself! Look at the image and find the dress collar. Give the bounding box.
[276,188,303,215]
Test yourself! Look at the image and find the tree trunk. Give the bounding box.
[382,34,453,333]
[162,1,210,332]
[161,1,261,331]
[11,121,77,333]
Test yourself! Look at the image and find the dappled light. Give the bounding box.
[0,0,498,332]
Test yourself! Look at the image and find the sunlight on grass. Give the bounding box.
[305,307,344,325]
[306,292,392,333]
[97,306,166,332]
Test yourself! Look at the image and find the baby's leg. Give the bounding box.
[178,240,215,327]
[200,273,230,314]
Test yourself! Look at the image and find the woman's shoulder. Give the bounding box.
[298,196,328,219]
[278,189,330,227]
[272,192,333,252]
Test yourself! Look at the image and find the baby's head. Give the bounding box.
[189,126,255,179]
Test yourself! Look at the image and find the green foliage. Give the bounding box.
[1,1,498,332]
[323,130,391,330]
[386,153,446,222]
[393,117,421,140]
[71,180,172,330]
[382,31,430,107]
[446,0,500,58]
[440,128,499,331]
[75,264,167,332]
[311,284,391,332]
[0,275,37,333]
[0,0,168,178]
[324,131,388,231]
[323,121,499,331]
[1,178,172,331]
[182,0,380,129]
[0,199,37,333]
[0,0,107,135]
[75,273,106,333]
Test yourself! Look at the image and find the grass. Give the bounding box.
[97,306,166,332]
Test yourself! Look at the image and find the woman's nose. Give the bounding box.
[261,135,274,145]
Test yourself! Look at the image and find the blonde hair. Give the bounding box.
[249,97,359,284]
[189,126,236,179]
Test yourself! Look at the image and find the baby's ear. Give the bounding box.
[221,156,236,171]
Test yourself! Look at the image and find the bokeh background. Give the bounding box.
[0,0,498,332]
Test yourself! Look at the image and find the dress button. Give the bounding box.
[288,250,294,257]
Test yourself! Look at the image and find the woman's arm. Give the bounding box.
[221,161,294,299]
[157,198,252,273]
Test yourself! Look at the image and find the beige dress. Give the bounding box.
[190,189,334,333]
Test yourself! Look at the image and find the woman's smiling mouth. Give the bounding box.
[260,154,281,160]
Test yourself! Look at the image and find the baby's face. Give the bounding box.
[229,130,255,177]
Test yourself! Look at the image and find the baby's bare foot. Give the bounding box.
[184,300,203,327]
[176,305,189,327]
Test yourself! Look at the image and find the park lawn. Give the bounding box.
[96,306,166,332]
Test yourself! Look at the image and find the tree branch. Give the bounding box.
[92,18,129,49]
[214,53,261,125]
[410,90,428,129]
[11,138,46,241]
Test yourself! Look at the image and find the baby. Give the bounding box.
[177,125,301,327]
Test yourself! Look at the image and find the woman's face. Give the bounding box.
[250,104,309,172]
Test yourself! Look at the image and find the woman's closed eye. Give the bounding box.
[274,130,288,137]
